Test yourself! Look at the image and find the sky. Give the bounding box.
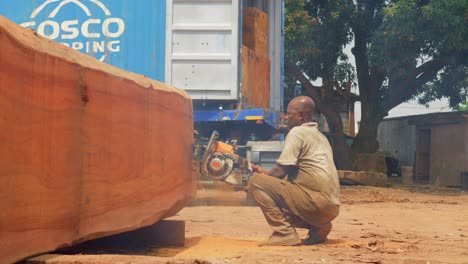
[353,99,452,131]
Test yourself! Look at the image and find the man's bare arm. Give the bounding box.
[252,164,296,179]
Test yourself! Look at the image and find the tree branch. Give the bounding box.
[333,80,361,103]
[384,59,445,111]
[285,61,322,106]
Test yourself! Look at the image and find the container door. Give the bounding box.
[166,0,240,100]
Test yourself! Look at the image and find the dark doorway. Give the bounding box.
[415,129,431,183]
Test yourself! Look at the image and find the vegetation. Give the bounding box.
[284,0,468,169]
[457,102,468,111]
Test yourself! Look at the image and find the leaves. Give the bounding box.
[286,0,467,108]
[285,0,354,82]
[457,102,468,111]
[284,0,468,156]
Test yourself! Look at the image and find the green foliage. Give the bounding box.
[458,101,468,111]
[418,65,468,108]
[285,0,354,82]
[285,0,467,110]
[369,0,468,108]
[285,0,468,156]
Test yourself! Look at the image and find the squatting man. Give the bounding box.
[249,95,340,246]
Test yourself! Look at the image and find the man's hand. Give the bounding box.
[251,164,266,174]
[251,163,291,179]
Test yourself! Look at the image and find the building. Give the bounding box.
[377,111,468,187]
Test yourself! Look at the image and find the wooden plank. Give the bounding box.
[242,7,269,57]
[0,15,196,264]
[255,54,271,109]
[241,46,270,109]
[243,7,268,33]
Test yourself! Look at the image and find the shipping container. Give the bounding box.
[0,0,285,141]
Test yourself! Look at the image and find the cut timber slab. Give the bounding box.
[0,15,196,264]
[241,46,270,109]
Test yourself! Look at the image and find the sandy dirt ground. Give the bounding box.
[46,182,468,264]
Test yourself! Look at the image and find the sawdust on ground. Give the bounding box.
[166,183,468,264]
[49,183,468,264]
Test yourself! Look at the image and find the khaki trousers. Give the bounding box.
[248,173,315,235]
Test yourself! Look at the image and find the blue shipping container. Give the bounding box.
[0,0,167,81]
[1,0,285,133]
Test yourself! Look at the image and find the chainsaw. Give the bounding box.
[193,130,253,187]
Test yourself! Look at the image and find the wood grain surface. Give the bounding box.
[241,46,270,109]
[0,15,196,264]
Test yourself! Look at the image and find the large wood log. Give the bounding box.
[0,15,196,264]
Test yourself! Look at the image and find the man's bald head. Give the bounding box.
[289,96,316,114]
[285,96,317,128]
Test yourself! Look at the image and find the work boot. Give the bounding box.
[303,223,332,245]
[259,232,302,246]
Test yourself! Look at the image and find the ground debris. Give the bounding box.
[350,243,363,249]
[350,255,382,264]
[190,219,215,223]
[360,233,380,238]
[366,240,384,252]
[422,200,458,205]
[167,259,212,264]
[362,260,382,264]
[389,239,405,243]
[361,260,382,264]
[349,222,364,225]
[40,185,468,264]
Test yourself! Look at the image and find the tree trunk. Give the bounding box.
[321,105,353,170]
[352,99,386,154]
[352,117,381,154]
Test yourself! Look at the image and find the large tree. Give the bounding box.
[284,0,467,169]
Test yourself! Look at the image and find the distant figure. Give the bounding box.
[249,96,340,246]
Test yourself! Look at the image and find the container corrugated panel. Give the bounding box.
[377,118,416,166]
[0,0,167,81]
[167,0,240,100]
